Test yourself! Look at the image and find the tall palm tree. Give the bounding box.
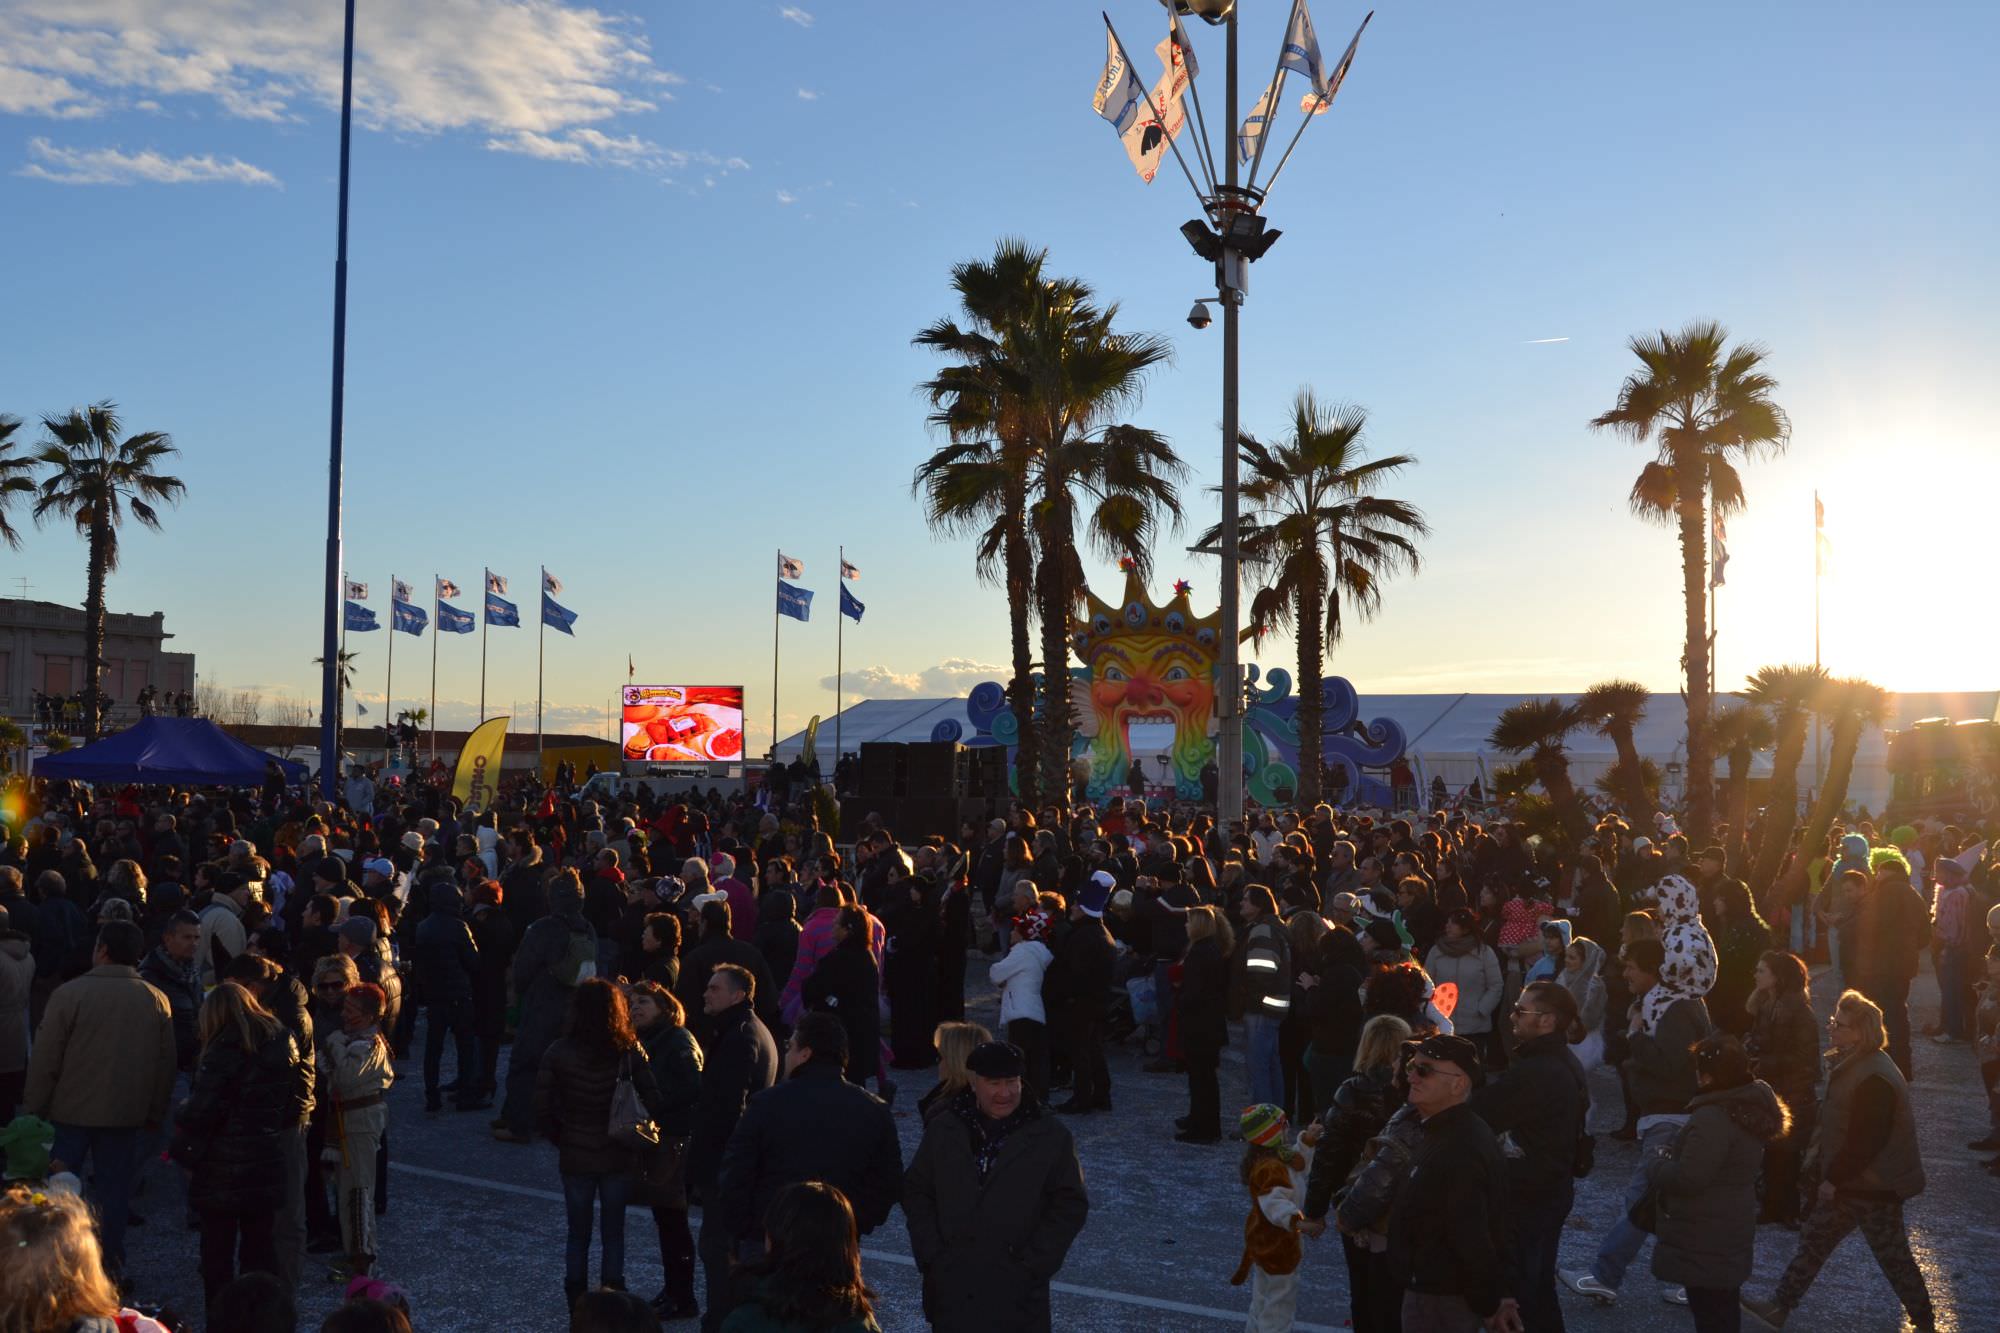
[1577,680,1653,824]
[1489,698,1589,845]
[1742,664,1830,900]
[34,402,187,738]
[0,416,40,549]
[313,650,360,725]
[1592,321,1789,843]
[1792,677,1889,894]
[1198,392,1425,804]
[914,239,1059,805]
[1710,701,1775,862]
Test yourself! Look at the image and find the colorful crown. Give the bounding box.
[1070,563,1222,663]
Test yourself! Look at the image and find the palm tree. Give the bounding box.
[1592,321,1789,843]
[1710,701,1775,861]
[313,650,360,724]
[34,402,187,738]
[1577,680,1653,824]
[914,239,1056,804]
[1788,677,1889,906]
[1198,392,1425,804]
[1489,698,1588,844]
[0,416,40,548]
[1742,664,1830,900]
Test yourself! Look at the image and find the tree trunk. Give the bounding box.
[1794,713,1864,903]
[1295,572,1325,806]
[84,519,109,739]
[1724,750,1753,867]
[1003,506,1040,806]
[1537,751,1589,846]
[1678,479,1714,841]
[1748,712,1809,901]
[1612,725,1653,825]
[1036,520,1074,804]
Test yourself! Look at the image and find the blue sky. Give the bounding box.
[3,0,1996,748]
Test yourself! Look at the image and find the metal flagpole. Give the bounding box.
[1813,490,1823,785]
[836,545,844,772]
[385,573,394,761]
[430,578,441,768]
[537,566,547,777]
[1172,11,1221,198]
[339,576,349,728]
[1244,0,1297,191]
[317,0,358,800]
[479,569,489,723]
[1217,5,1245,828]
[772,549,781,762]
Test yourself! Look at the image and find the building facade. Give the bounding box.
[0,598,196,724]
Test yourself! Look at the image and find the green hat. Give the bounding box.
[1238,1103,1289,1148]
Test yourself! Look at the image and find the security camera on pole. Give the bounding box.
[1092,0,1373,825]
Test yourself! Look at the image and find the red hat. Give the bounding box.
[1012,909,1051,943]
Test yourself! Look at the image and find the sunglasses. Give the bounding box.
[1407,1060,1463,1081]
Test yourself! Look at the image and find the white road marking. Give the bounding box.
[390,1160,1343,1330]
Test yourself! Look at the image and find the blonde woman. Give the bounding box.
[170,980,310,1312]
[1176,905,1234,1143]
[0,1184,171,1333]
[917,1020,992,1122]
[1742,991,1935,1330]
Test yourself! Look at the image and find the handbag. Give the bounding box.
[607,1052,660,1151]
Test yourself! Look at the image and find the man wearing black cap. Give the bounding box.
[904,1040,1088,1332]
[1386,1034,1519,1333]
[1054,875,1116,1115]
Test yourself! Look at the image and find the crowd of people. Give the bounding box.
[0,763,1990,1333]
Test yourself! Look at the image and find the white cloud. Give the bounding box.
[819,658,1010,699]
[778,6,814,27]
[0,1,687,158]
[775,188,796,204]
[795,87,817,101]
[19,135,278,185]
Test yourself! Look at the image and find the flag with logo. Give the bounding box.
[345,601,380,632]
[438,601,476,634]
[484,590,519,627]
[1710,515,1729,589]
[1144,27,1196,157]
[1300,10,1371,115]
[542,591,578,636]
[345,578,368,601]
[1237,78,1279,162]
[1278,0,1325,95]
[840,558,861,581]
[392,600,428,635]
[436,577,462,600]
[542,569,564,597]
[392,578,415,604]
[451,716,509,814]
[839,585,865,623]
[777,582,813,623]
[485,569,508,596]
[778,552,805,580]
[1093,20,1164,183]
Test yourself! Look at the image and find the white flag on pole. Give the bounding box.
[543,569,563,596]
[1278,0,1325,96]
[1237,78,1278,163]
[345,579,368,601]
[778,553,805,579]
[1146,33,1194,155]
[436,577,462,599]
[392,578,414,603]
[1299,10,1372,116]
[1092,20,1164,183]
[485,569,508,595]
[840,559,861,581]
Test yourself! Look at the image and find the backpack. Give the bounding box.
[552,926,596,987]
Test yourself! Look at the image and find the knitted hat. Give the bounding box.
[1012,909,1051,943]
[1363,919,1403,953]
[1238,1103,1289,1149]
[336,917,377,949]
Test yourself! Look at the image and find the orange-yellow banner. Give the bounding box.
[451,716,508,812]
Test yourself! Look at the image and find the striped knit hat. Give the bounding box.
[1238,1103,1289,1149]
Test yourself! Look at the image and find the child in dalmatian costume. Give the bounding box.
[1641,873,1716,1029]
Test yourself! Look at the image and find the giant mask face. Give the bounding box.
[1069,567,1218,800]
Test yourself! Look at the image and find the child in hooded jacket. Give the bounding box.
[990,909,1053,1101]
[1229,1103,1319,1333]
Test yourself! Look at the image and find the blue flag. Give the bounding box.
[542,592,578,636]
[438,601,476,634]
[484,591,520,627]
[777,581,813,622]
[345,601,380,632]
[839,585,865,623]
[392,600,428,635]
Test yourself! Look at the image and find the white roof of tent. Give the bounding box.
[773,698,983,763]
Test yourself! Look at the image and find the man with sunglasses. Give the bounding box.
[1387,1034,1521,1333]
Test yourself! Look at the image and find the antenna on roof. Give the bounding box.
[11,578,30,600]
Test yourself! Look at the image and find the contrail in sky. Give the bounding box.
[1524,336,1570,344]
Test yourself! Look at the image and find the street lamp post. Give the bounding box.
[1217,5,1245,831]
[318,0,357,800]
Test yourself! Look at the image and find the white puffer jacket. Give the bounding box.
[990,939,1052,1027]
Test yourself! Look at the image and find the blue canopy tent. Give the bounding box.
[34,717,308,786]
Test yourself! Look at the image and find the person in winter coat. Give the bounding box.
[1296,922,1366,1111]
[801,908,883,1087]
[322,981,394,1280]
[466,881,515,1107]
[1229,1103,1319,1333]
[753,889,801,1012]
[1238,886,1293,1109]
[535,977,669,1309]
[1742,990,1936,1331]
[1840,850,1930,1077]
[1704,880,1772,1039]
[1746,950,1820,1227]
[1650,1034,1790,1332]
[902,1040,1088,1333]
[679,900,779,1051]
[882,855,942,1070]
[137,910,202,1077]
[1647,873,1719,1005]
[1299,1015,1410,1333]
[989,908,1054,1104]
[721,1180,881,1333]
[0,905,31,1124]
[170,981,312,1312]
[1425,909,1504,1063]
[1559,936,1610,1070]
[495,869,596,1143]
[1175,905,1233,1143]
[410,883,481,1113]
[1053,879,1116,1115]
[781,884,872,1026]
[690,963,780,1332]
[630,981,704,1322]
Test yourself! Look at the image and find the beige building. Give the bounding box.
[0,598,196,724]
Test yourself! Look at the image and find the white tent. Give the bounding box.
[777,690,1999,813]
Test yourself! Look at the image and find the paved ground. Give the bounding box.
[125,961,1995,1331]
